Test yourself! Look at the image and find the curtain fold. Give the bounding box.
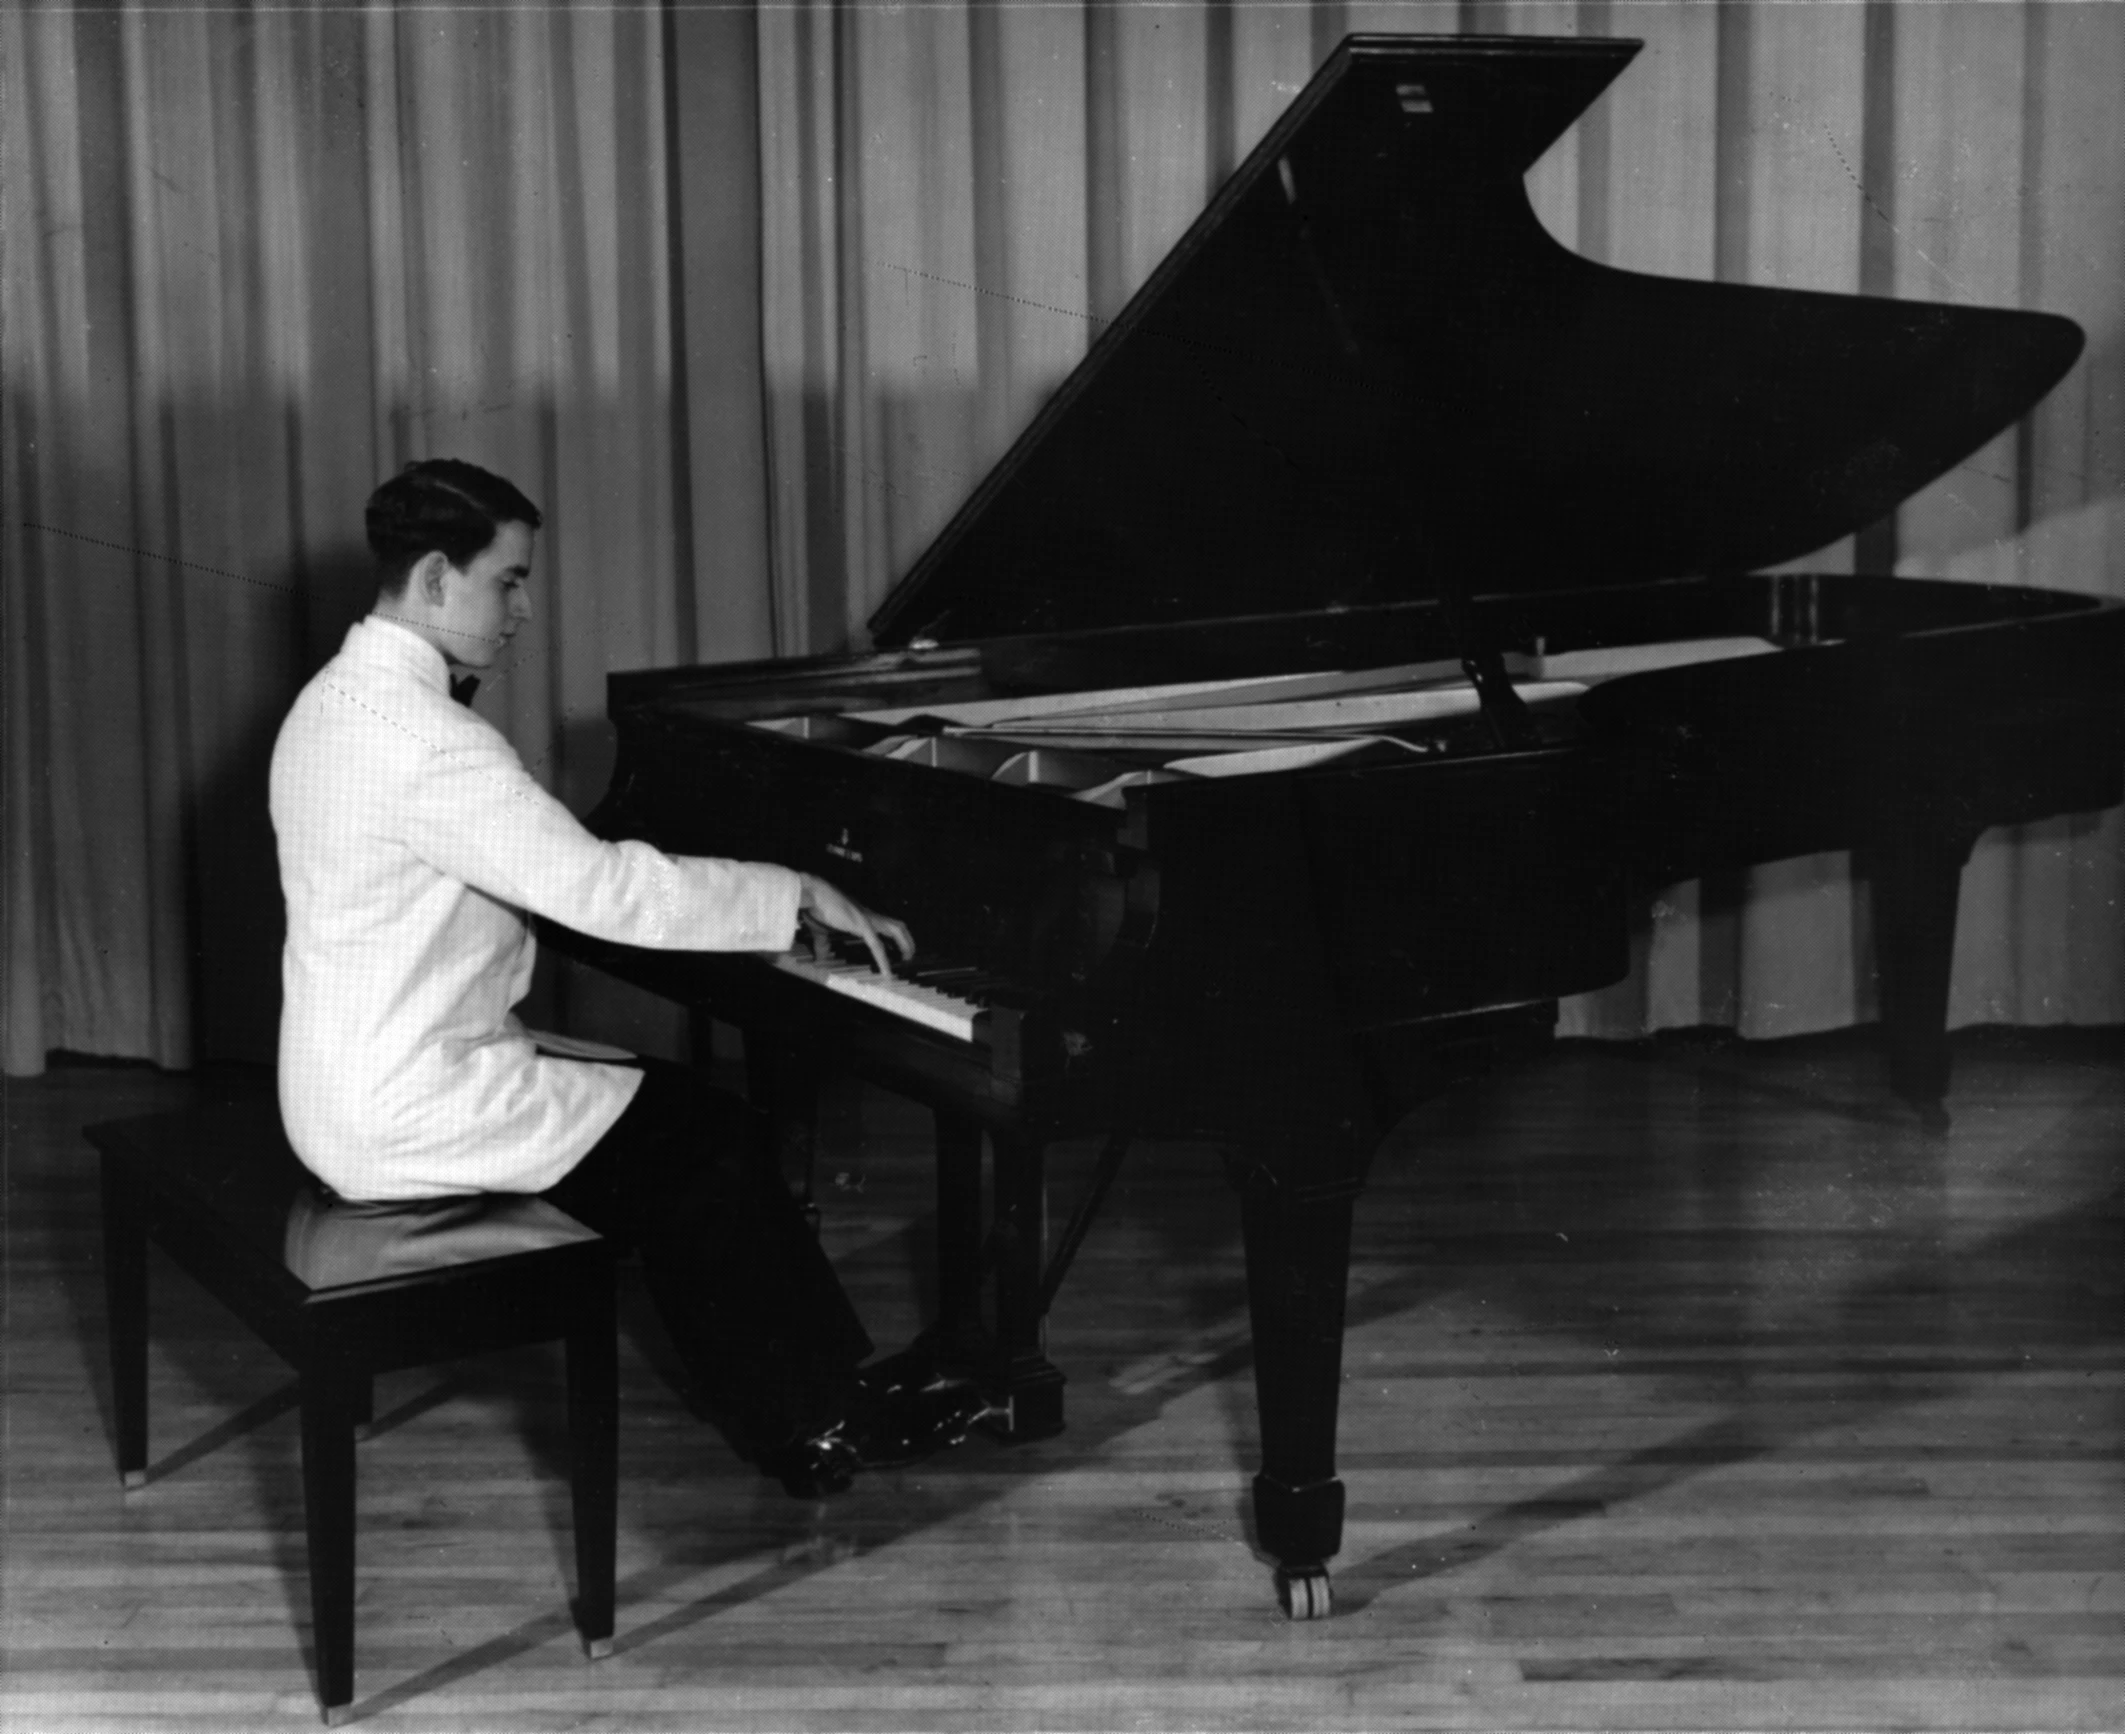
[6,0,2122,1079]
[2,0,758,1073]
[753,0,2125,1046]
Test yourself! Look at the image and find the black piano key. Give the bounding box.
[905,965,985,987]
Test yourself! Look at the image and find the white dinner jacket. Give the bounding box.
[270,615,801,1201]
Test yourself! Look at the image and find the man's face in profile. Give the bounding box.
[434,520,535,669]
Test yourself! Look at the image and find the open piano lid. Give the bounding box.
[868,34,2084,650]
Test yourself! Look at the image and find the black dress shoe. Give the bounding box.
[845,1374,992,1469]
[755,1377,989,1498]
[851,1339,953,1400]
[754,1426,863,1499]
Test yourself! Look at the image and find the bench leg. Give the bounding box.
[300,1370,362,1722]
[566,1286,618,1658]
[99,1153,149,1487]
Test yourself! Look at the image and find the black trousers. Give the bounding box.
[543,1058,873,1451]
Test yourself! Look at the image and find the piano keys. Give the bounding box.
[768,949,988,1043]
[565,33,2125,1619]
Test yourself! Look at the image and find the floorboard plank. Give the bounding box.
[4,1031,2120,1729]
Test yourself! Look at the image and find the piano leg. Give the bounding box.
[987,1128,1068,1441]
[1231,1160,1358,1620]
[920,1112,1066,1439]
[931,1110,992,1375]
[1870,828,1976,1131]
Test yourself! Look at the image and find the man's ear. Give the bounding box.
[410,550,454,607]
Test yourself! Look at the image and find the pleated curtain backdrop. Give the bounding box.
[748,0,2125,1042]
[3,0,772,1072]
[5,0,2122,1081]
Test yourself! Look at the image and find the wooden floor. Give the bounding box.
[3,1030,2120,1732]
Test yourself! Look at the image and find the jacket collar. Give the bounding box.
[345,614,451,696]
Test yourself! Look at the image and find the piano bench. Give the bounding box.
[86,1102,618,1726]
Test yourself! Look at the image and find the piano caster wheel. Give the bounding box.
[1276,1568,1334,1621]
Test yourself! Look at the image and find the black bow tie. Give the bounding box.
[450,675,480,707]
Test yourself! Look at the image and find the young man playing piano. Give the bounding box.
[269,457,983,1496]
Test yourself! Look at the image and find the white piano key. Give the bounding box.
[768,953,984,1042]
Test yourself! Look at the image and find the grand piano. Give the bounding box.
[570,36,2125,1618]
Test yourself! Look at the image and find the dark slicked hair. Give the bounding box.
[366,458,544,595]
